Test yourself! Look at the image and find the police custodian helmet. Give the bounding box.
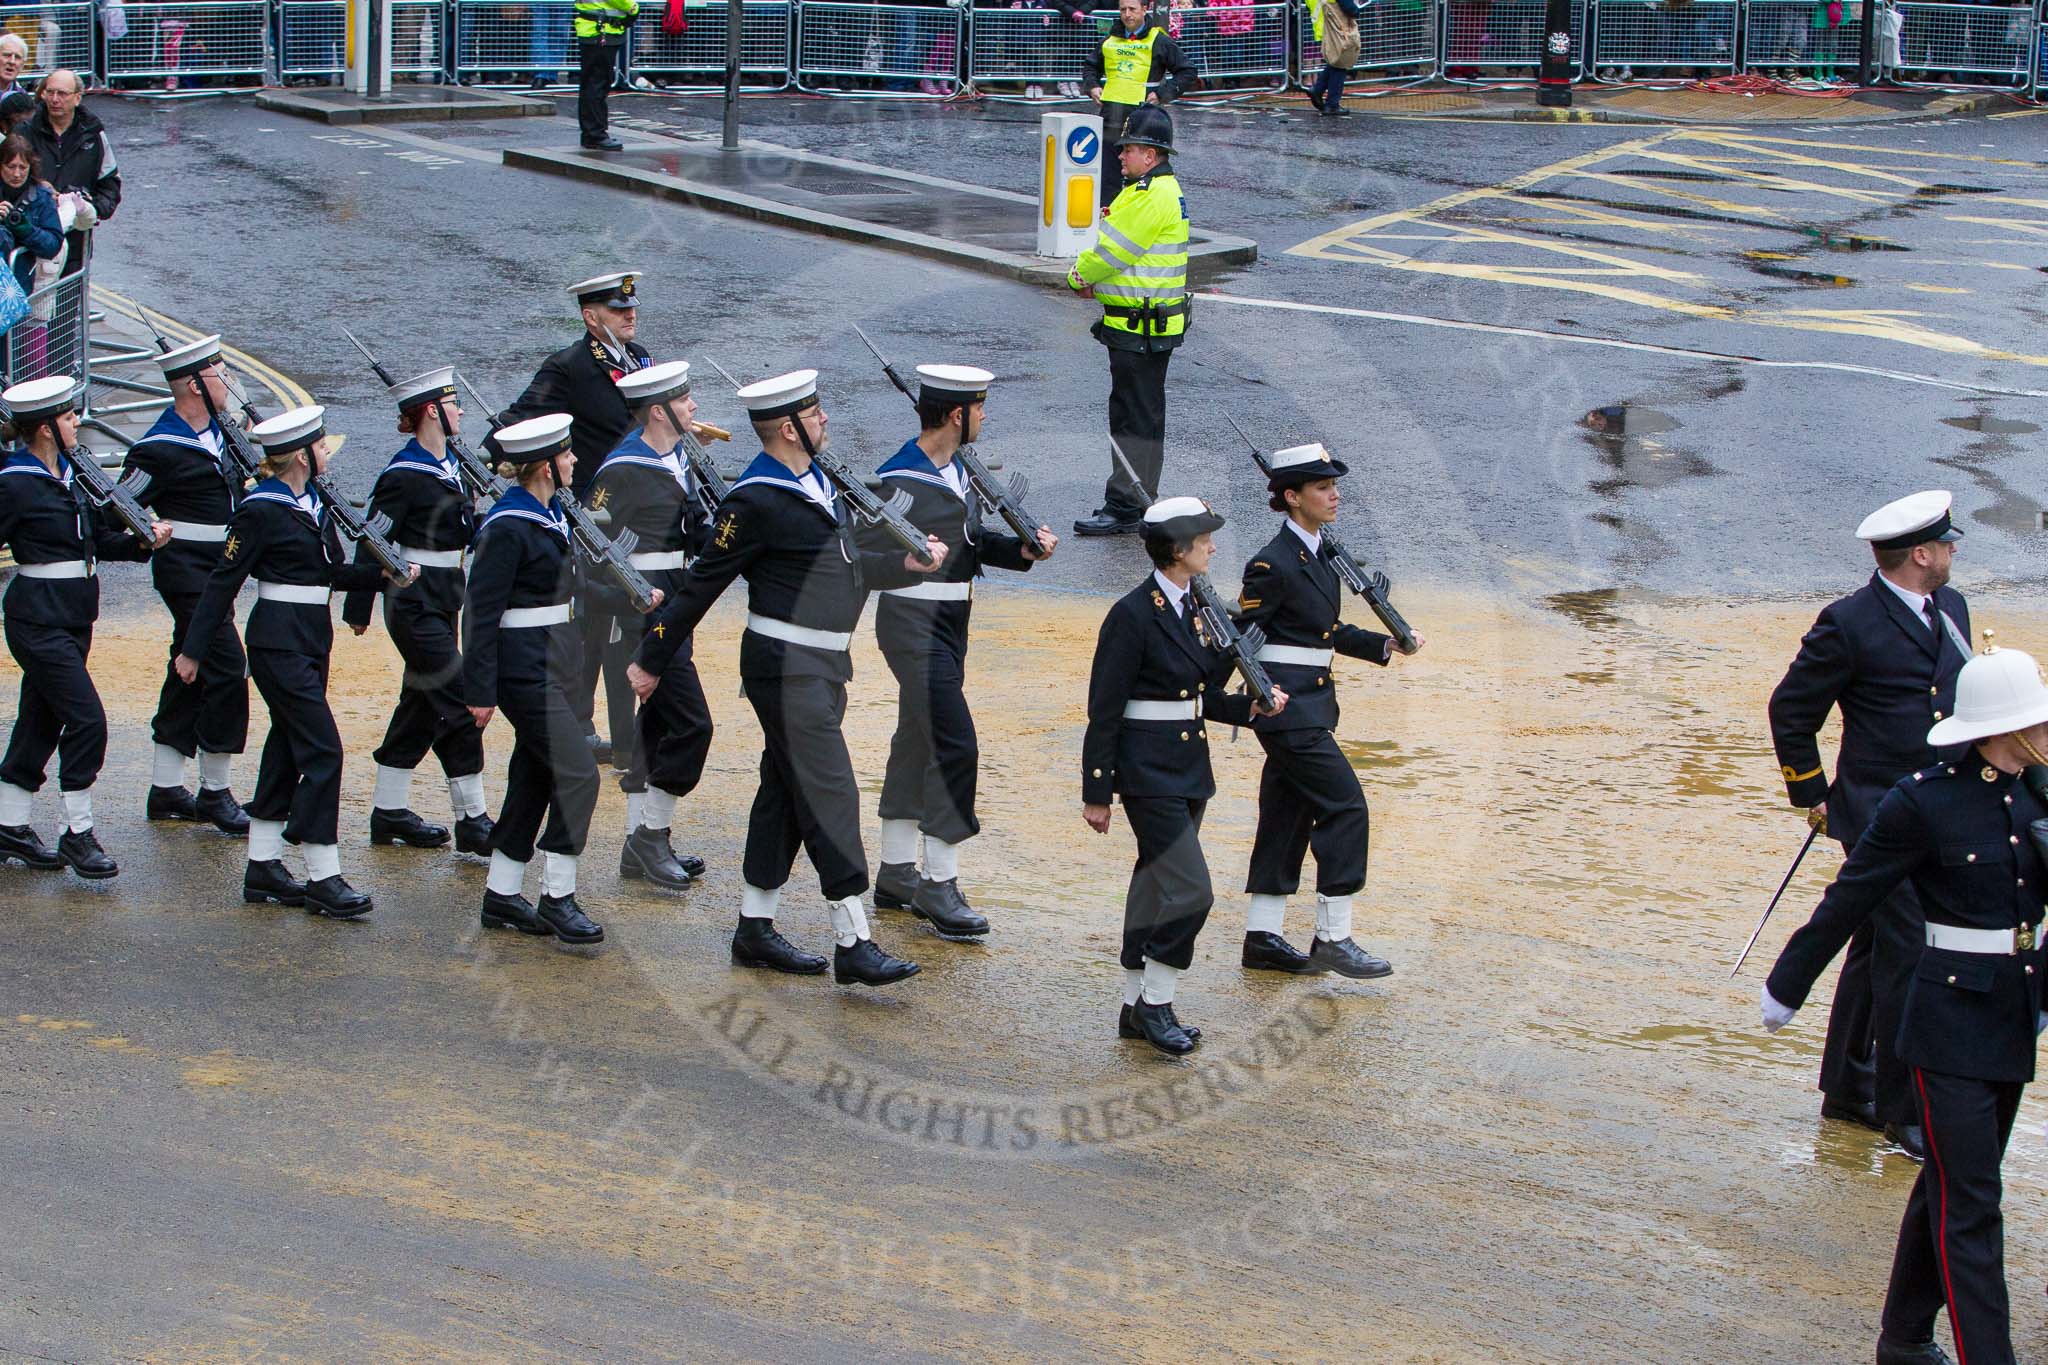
[1120,104,1175,155]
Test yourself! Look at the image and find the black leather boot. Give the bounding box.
[872,860,920,910]
[454,813,495,856]
[1821,1094,1883,1131]
[243,859,306,905]
[481,889,552,935]
[1120,1004,1200,1041]
[1884,1122,1927,1162]
[911,877,989,937]
[1875,1335,1952,1365]
[1130,999,1198,1055]
[537,892,604,944]
[834,937,921,986]
[1310,937,1393,979]
[1072,505,1144,537]
[0,823,62,869]
[619,825,693,889]
[677,852,706,878]
[731,916,827,974]
[194,786,250,834]
[370,807,451,848]
[305,875,374,919]
[58,828,117,879]
[146,784,198,822]
[1242,930,1325,973]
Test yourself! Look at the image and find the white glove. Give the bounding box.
[1761,985,1797,1034]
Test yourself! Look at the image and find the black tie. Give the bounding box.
[1923,598,1939,640]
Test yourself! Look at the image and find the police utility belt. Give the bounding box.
[1926,921,2040,955]
[747,612,851,653]
[1123,699,1199,721]
[16,559,92,579]
[503,604,573,629]
[1100,299,1189,323]
[881,581,972,602]
[1257,644,1333,668]
[256,581,330,604]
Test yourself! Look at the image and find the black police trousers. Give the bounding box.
[577,38,616,140]
[1881,1066,2024,1365]
[1098,100,1139,205]
[743,674,868,902]
[371,599,484,781]
[1102,346,1171,518]
[623,632,712,800]
[492,677,600,862]
[153,586,248,759]
[878,640,979,847]
[0,618,105,793]
[1245,726,1369,899]
[1119,795,1212,972]
[247,647,345,845]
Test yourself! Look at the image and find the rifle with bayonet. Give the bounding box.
[64,442,157,544]
[674,418,730,522]
[701,357,934,566]
[138,306,262,487]
[1223,415,1419,656]
[848,323,1047,550]
[338,328,510,503]
[455,373,658,614]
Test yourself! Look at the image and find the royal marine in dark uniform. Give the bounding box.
[629,369,946,987]
[869,364,1056,938]
[1769,489,1970,1158]
[1764,642,2048,1365]
[124,334,251,834]
[1235,441,1417,979]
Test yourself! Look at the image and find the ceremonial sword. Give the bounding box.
[1730,823,1822,978]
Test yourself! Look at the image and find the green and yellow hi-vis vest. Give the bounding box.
[1067,172,1190,341]
[1099,26,1161,104]
[575,0,637,42]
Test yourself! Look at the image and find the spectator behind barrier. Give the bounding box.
[0,131,61,295]
[0,91,35,137]
[0,34,27,97]
[24,70,117,278]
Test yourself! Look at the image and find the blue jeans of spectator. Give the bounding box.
[1310,61,1346,109]
[531,5,568,81]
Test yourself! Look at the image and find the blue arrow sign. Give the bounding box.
[1066,126,1098,166]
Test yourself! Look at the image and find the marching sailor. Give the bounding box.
[870,363,1056,938]
[177,405,412,917]
[341,366,494,856]
[628,369,944,986]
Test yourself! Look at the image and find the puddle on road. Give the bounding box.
[1804,229,1909,252]
[1942,414,2041,436]
[1748,262,1854,288]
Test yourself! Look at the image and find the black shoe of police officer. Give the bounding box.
[537,892,605,944]
[0,823,62,869]
[834,937,922,987]
[873,860,920,910]
[1310,936,1394,979]
[911,878,989,937]
[620,825,693,890]
[58,828,117,879]
[480,889,553,935]
[581,136,624,152]
[147,784,199,822]
[1072,504,1145,537]
[585,730,613,765]
[731,916,829,974]
[243,859,306,906]
[677,852,705,878]
[1242,931,1327,974]
[1130,999,1199,1056]
[1821,1094,1883,1131]
[305,875,373,919]
[1875,1334,1953,1365]
[454,813,496,857]
[195,786,250,834]
[1884,1122,1928,1162]
[1120,1003,1201,1042]
[370,807,451,849]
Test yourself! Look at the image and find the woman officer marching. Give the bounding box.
[176,405,415,917]
[0,375,169,877]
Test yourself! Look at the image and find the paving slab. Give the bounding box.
[255,84,555,125]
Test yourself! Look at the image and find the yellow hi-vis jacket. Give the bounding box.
[1099,27,1162,104]
[575,0,637,43]
[1067,171,1190,349]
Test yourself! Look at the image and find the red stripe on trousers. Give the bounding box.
[1916,1066,1967,1365]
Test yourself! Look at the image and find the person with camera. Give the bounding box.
[0,131,60,296]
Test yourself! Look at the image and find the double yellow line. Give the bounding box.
[91,285,320,419]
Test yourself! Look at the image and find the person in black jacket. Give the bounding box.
[1082,496,1284,1055]
[124,333,251,835]
[1762,644,2048,1365]
[1083,0,1197,205]
[340,367,493,857]
[1769,490,1971,1159]
[0,374,166,878]
[176,406,413,918]
[868,364,1055,939]
[1233,443,1417,979]
[22,72,116,278]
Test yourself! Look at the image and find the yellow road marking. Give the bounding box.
[1944,215,2048,237]
[1904,283,1971,294]
[1678,130,2039,167]
[91,286,316,413]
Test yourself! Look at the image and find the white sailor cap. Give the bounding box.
[1265,441,1349,488]
[497,412,574,459]
[737,369,820,421]
[915,363,992,405]
[1856,490,1963,551]
[155,334,222,381]
[568,271,640,310]
[1,374,80,422]
[1142,495,1225,541]
[250,405,327,453]
[616,359,691,407]
[389,365,457,412]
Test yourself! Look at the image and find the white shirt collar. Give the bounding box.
[1152,569,1189,614]
[1286,518,1323,557]
[798,464,832,509]
[1878,571,1931,620]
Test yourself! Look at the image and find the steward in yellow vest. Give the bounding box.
[574,0,639,150]
[1082,0,1197,205]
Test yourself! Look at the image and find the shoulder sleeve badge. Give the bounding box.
[713,511,741,551]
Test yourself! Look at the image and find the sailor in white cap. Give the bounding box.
[122,333,251,835]
[627,368,946,986]
[1080,495,1286,1054]
[339,366,493,859]
[1764,637,2047,1365]
[0,375,167,880]
[593,359,711,893]
[869,363,1056,939]
[462,412,610,946]
[1235,441,1415,981]
[495,269,651,768]
[176,405,412,919]
[1768,489,1971,1160]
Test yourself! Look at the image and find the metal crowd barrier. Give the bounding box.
[0,3,95,80]
[1737,0,1863,71]
[1590,0,1736,75]
[794,0,964,95]
[453,0,577,82]
[630,0,792,87]
[1166,1,1292,91]
[5,263,90,399]
[102,0,268,83]
[967,5,1103,91]
[1889,0,2032,84]
[279,0,445,77]
[1443,0,1586,76]
[1295,0,1438,81]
